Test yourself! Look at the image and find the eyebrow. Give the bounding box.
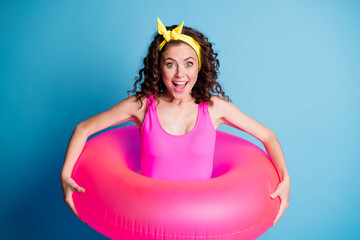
[164,57,195,61]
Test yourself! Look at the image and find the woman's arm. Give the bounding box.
[212,96,290,226]
[61,95,145,219]
[61,95,143,177]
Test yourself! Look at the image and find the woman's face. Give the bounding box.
[159,43,200,100]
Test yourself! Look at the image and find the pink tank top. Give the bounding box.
[140,94,216,181]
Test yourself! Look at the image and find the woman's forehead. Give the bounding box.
[161,42,197,60]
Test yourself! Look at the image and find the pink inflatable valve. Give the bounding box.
[72,125,280,240]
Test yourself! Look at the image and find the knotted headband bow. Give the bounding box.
[157,18,202,70]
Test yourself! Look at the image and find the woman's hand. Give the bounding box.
[61,175,85,222]
[270,177,290,227]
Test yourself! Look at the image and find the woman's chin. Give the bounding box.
[172,90,192,99]
[163,87,194,101]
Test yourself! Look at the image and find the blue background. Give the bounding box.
[1,0,359,239]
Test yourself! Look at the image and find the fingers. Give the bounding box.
[69,178,85,193]
[271,197,290,227]
[270,181,290,227]
[73,183,85,193]
[270,188,281,199]
[65,195,84,223]
[270,180,285,199]
[272,201,286,227]
[61,177,85,222]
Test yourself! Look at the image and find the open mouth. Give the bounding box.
[172,81,188,92]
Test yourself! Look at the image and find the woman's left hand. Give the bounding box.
[270,177,290,227]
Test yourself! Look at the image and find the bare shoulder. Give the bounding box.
[112,94,146,111]
[209,95,232,113]
[209,95,273,142]
[210,95,231,105]
[118,94,147,123]
[208,95,232,129]
[77,95,148,136]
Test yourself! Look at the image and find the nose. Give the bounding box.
[175,65,185,78]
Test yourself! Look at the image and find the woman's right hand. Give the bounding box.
[61,175,85,222]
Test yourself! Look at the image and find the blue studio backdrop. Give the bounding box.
[0,0,359,239]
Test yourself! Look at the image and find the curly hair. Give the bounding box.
[127,24,231,108]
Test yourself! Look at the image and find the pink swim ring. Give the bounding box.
[72,125,280,240]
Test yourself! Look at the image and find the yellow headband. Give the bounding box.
[157,18,202,70]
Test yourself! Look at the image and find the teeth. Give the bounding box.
[173,82,187,86]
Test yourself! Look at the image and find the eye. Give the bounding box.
[166,62,175,68]
[186,62,193,67]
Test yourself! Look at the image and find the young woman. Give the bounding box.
[61,18,290,226]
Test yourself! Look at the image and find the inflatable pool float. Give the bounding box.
[72,125,280,240]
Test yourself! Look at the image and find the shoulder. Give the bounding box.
[206,95,234,127]
[209,95,232,110]
[208,94,247,121]
[117,95,149,128]
[127,95,148,112]
[76,95,149,135]
[112,95,148,115]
